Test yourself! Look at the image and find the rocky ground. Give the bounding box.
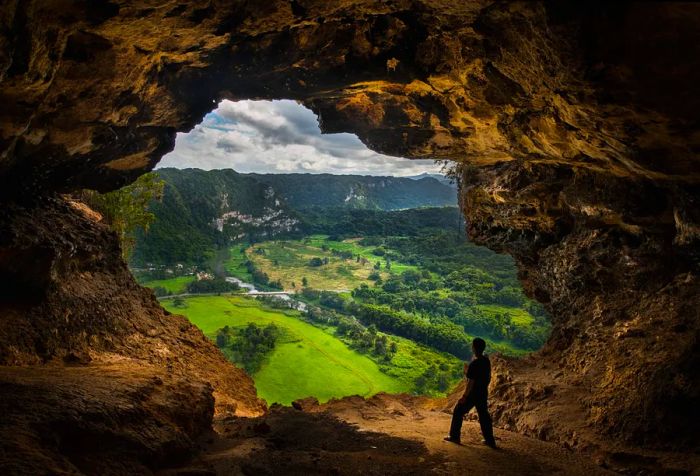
[165,393,699,476]
[3,371,697,475]
[173,403,612,475]
[0,363,213,475]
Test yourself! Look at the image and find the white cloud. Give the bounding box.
[157,100,444,177]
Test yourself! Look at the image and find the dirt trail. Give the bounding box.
[168,395,615,475]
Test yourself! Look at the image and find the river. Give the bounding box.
[224,277,307,311]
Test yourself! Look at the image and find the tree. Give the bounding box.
[152,286,169,297]
[229,323,280,373]
[216,328,229,348]
[172,296,186,308]
[81,172,164,259]
[401,270,421,285]
[414,375,428,393]
[302,276,309,287]
[374,335,388,355]
[437,373,450,392]
[308,257,324,267]
[186,278,238,294]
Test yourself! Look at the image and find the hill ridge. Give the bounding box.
[132,168,459,265]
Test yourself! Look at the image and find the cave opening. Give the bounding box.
[2,1,699,472]
[124,98,552,406]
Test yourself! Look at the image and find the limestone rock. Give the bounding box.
[0,0,698,466]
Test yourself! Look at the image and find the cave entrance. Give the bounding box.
[124,99,551,406]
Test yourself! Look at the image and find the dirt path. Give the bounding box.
[167,395,614,475]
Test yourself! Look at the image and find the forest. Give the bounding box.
[275,229,550,357]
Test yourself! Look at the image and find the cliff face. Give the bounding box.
[1,0,698,467]
[465,163,700,450]
[0,196,266,472]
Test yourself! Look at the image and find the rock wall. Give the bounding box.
[0,195,265,415]
[462,162,700,451]
[1,0,698,458]
[0,196,265,472]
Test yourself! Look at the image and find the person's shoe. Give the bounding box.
[482,439,497,449]
[444,436,461,445]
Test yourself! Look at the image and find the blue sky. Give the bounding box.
[158,100,443,176]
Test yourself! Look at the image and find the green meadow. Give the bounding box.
[160,295,455,405]
[243,235,419,291]
[139,275,195,294]
[304,235,420,275]
[224,245,254,282]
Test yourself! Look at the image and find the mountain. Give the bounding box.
[132,168,300,265]
[132,168,459,265]
[406,173,457,188]
[247,172,457,210]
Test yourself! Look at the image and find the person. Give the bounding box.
[444,337,496,448]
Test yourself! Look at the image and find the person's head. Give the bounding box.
[472,338,486,357]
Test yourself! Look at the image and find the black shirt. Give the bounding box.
[466,355,491,399]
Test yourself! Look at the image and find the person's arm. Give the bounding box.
[458,359,477,404]
[459,378,474,404]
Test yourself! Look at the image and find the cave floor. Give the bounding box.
[170,396,615,476]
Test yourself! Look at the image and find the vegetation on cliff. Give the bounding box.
[80,172,165,259]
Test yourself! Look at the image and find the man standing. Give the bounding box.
[444,337,497,448]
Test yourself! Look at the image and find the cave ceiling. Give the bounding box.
[1,1,699,196]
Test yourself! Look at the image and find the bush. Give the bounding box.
[186,278,239,294]
[301,287,321,300]
[308,257,324,267]
[152,286,170,297]
[319,291,348,310]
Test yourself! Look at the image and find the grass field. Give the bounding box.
[305,235,420,275]
[224,245,254,282]
[161,295,415,404]
[139,275,195,294]
[244,235,419,291]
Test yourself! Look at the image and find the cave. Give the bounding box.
[1,1,698,474]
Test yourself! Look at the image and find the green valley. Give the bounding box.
[130,168,551,406]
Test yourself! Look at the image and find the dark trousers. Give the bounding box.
[449,395,495,444]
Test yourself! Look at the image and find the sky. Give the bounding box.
[157,99,443,176]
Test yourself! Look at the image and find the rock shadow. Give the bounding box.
[208,407,444,475]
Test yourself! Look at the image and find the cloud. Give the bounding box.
[157,99,444,176]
